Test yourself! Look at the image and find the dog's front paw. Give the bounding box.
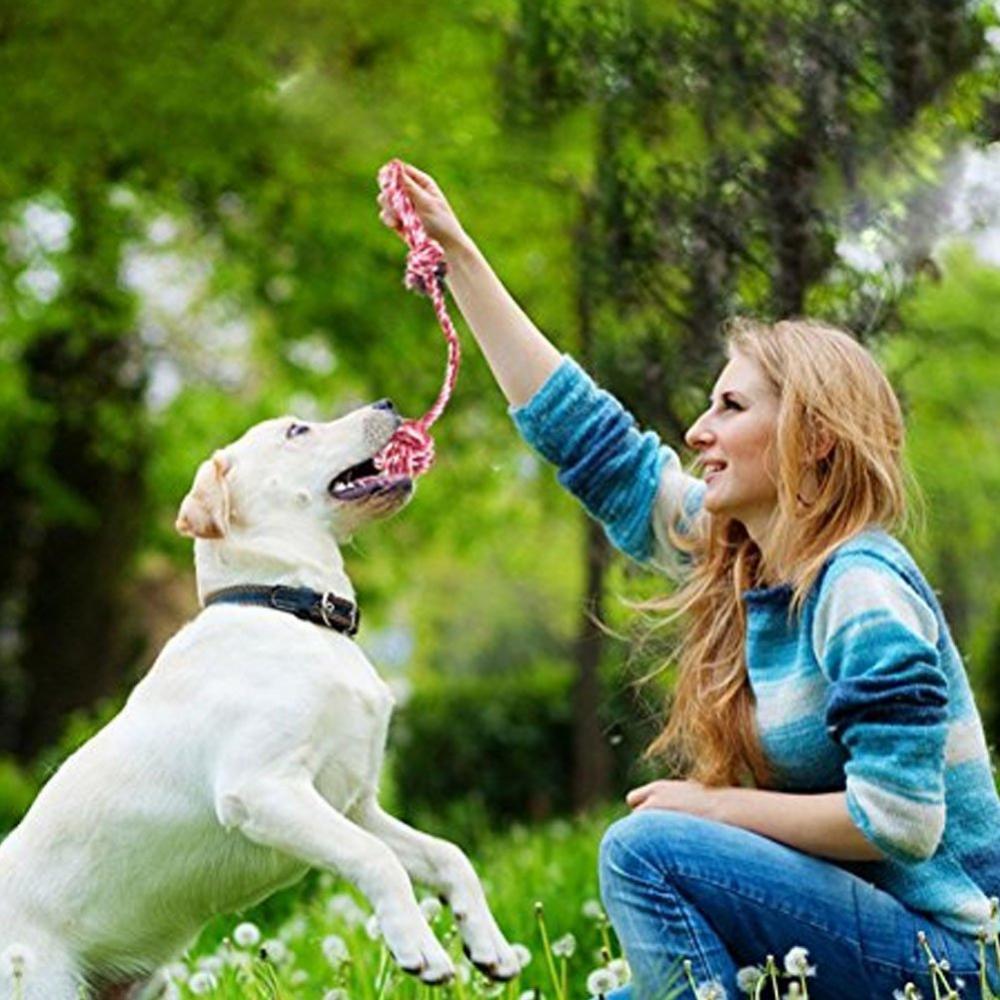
[462,937,522,982]
[379,909,455,985]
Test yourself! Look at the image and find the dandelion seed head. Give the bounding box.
[551,932,576,959]
[233,921,261,948]
[188,970,218,994]
[323,990,350,1000]
[364,914,381,940]
[608,957,630,982]
[586,967,619,995]
[582,899,605,921]
[782,945,816,977]
[280,915,308,941]
[419,896,443,922]
[736,965,764,992]
[163,961,189,983]
[290,969,308,985]
[695,979,728,1000]
[260,938,290,964]
[322,934,349,966]
[326,893,366,927]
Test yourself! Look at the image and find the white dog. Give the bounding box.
[0,400,520,999]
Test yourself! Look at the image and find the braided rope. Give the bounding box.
[374,158,461,480]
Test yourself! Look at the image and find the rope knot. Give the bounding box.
[405,239,446,297]
[374,419,435,478]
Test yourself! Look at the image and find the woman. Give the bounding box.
[378,164,1000,998]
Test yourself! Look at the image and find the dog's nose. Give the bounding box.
[372,398,396,412]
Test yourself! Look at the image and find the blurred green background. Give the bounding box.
[1,0,1000,836]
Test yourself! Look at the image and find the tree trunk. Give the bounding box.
[569,185,614,810]
[12,177,147,759]
[571,515,613,809]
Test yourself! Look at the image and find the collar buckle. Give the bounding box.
[320,591,359,636]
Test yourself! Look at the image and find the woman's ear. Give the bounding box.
[175,451,232,539]
[804,414,836,463]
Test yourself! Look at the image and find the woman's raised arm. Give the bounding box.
[377,163,562,407]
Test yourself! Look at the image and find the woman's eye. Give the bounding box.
[723,397,743,412]
[286,423,311,439]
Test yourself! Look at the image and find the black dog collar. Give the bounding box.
[203,585,360,637]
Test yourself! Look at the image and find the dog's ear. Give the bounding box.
[175,451,232,539]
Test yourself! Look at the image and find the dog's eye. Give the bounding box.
[285,422,311,439]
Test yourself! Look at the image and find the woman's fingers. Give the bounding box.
[402,162,437,190]
[626,784,653,808]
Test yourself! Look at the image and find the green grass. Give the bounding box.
[168,808,626,999]
[155,809,1000,999]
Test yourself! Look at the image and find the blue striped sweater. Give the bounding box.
[510,354,1000,937]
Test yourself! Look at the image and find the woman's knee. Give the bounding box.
[599,809,715,892]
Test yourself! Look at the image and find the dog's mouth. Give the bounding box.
[328,454,412,502]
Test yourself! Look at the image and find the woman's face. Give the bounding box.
[684,351,781,537]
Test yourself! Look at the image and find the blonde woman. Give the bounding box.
[378,164,1000,998]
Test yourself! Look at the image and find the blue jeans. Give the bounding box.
[598,810,998,999]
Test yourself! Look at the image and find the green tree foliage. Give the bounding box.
[0,0,997,809]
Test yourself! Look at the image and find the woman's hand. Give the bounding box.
[377,162,468,254]
[626,779,725,821]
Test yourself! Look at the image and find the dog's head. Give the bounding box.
[175,400,413,544]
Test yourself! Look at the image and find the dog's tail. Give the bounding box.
[0,941,82,999]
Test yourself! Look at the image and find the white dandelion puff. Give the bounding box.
[736,965,764,993]
[695,980,728,1000]
[326,893,366,927]
[587,967,620,995]
[188,970,218,994]
[364,914,381,940]
[582,899,605,921]
[551,933,576,959]
[323,990,350,1000]
[783,946,816,978]
[197,955,224,975]
[260,938,290,964]
[419,896,443,922]
[163,961,188,983]
[322,934,349,966]
[280,915,308,941]
[233,922,261,948]
[607,957,630,982]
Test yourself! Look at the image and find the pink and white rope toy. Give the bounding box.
[373,158,461,480]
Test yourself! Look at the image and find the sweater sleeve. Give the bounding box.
[508,354,705,567]
[812,553,949,863]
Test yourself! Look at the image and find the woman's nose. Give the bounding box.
[685,414,713,450]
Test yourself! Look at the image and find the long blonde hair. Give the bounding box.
[644,317,910,788]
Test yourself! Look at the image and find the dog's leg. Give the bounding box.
[216,776,454,984]
[351,796,521,981]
